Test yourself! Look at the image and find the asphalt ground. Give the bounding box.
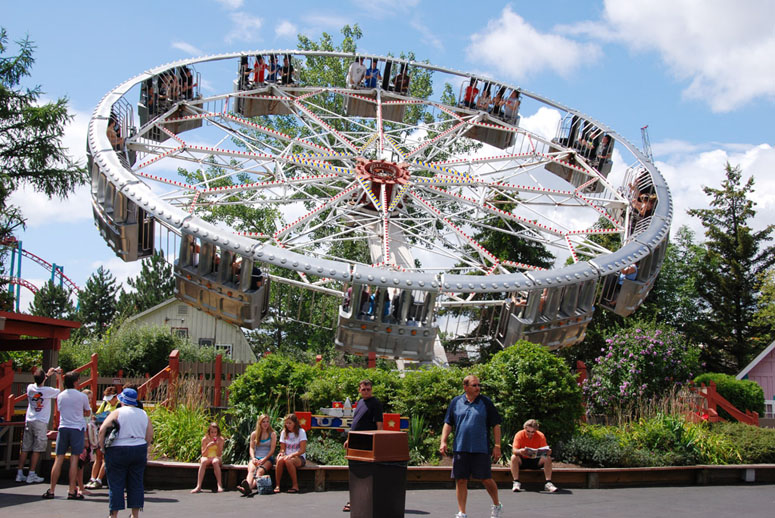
[2,478,774,518]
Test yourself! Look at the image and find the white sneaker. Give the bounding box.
[544,481,558,493]
[454,513,467,518]
[511,480,522,492]
[26,473,45,483]
[491,503,503,518]
[16,472,26,483]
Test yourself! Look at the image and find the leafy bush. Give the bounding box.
[305,430,348,465]
[584,322,700,417]
[59,325,217,376]
[710,422,775,463]
[694,373,765,417]
[301,365,400,412]
[392,366,464,432]
[485,341,582,442]
[228,354,317,414]
[559,415,740,467]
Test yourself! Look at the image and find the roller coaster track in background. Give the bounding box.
[0,238,81,293]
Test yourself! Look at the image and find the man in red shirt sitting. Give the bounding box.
[510,419,557,493]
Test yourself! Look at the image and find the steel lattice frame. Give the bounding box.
[88,51,671,306]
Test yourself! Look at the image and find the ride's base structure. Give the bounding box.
[87,50,671,362]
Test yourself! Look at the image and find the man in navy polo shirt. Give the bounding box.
[440,375,502,518]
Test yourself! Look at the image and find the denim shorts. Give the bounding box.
[55,427,85,456]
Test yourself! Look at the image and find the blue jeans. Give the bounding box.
[105,445,147,511]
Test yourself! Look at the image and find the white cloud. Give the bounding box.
[353,0,419,18]
[466,6,602,81]
[215,0,243,9]
[275,20,298,39]
[172,41,203,56]
[301,13,353,31]
[597,0,775,112]
[7,105,91,227]
[225,12,263,44]
[656,142,775,236]
[91,256,144,292]
[519,106,561,141]
[410,19,443,51]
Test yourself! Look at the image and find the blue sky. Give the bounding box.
[4,0,774,310]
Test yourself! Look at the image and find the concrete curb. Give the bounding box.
[141,461,775,492]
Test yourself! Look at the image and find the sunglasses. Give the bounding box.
[468,384,481,388]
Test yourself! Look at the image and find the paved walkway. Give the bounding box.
[2,479,774,517]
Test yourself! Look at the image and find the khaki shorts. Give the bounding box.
[22,420,49,452]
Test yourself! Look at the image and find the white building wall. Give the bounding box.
[126,300,257,363]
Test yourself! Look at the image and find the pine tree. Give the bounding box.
[77,266,119,337]
[28,281,76,320]
[688,163,775,372]
[117,253,174,317]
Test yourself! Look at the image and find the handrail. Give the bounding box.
[693,381,759,426]
[137,349,179,407]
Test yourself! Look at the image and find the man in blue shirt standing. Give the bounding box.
[440,375,502,518]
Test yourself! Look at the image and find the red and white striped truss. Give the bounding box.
[126,84,630,283]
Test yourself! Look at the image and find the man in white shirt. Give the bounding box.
[16,367,62,484]
[346,57,366,88]
[43,371,91,499]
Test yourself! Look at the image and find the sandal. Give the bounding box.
[237,480,249,495]
[287,488,299,493]
[67,491,85,500]
[42,489,55,499]
[273,487,281,494]
[343,502,351,512]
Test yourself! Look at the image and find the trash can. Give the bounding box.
[347,430,409,518]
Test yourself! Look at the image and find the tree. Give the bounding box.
[0,28,86,300]
[117,253,174,317]
[639,225,706,341]
[77,266,119,338]
[28,281,76,320]
[753,268,775,345]
[688,163,775,372]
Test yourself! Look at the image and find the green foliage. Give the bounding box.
[77,266,119,338]
[485,341,582,442]
[559,416,740,467]
[28,281,76,319]
[1,350,42,371]
[710,421,775,463]
[117,253,174,318]
[584,322,700,416]
[0,28,87,234]
[305,430,348,465]
[392,366,464,433]
[58,324,216,376]
[688,163,775,372]
[753,269,775,345]
[228,354,317,414]
[150,404,220,462]
[301,365,400,412]
[693,373,765,417]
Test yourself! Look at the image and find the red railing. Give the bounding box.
[1,360,26,422]
[691,381,759,426]
[137,349,179,407]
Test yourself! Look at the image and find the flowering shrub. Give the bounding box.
[583,323,700,416]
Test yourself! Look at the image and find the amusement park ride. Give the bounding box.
[1,238,80,312]
[87,51,671,364]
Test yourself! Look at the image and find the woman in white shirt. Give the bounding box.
[274,413,307,493]
[99,388,153,518]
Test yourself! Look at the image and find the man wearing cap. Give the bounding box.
[43,371,91,499]
[16,366,62,484]
[86,386,120,489]
[99,388,153,518]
